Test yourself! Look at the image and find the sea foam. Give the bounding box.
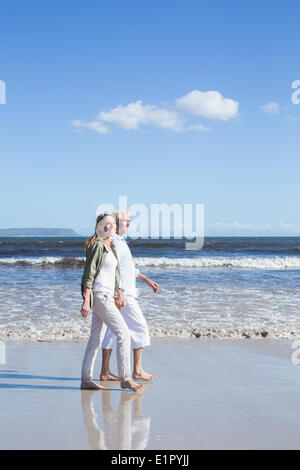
[1,255,300,269]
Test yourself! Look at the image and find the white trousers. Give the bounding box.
[102,296,150,350]
[81,293,131,382]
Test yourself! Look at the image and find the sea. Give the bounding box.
[0,236,300,341]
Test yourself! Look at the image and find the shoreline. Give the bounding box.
[1,338,300,449]
[2,327,299,342]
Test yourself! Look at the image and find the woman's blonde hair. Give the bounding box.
[84,213,112,254]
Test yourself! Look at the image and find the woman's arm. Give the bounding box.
[81,242,102,315]
[81,286,91,317]
[82,242,102,290]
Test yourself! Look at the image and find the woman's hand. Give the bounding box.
[81,287,91,317]
[81,301,90,317]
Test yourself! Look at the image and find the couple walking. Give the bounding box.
[80,211,158,392]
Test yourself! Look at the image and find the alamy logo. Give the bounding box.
[0,80,6,104]
[0,341,6,365]
[291,339,300,365]
[96,195,204,250]
[291,80,300,105]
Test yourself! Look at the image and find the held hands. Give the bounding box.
[81,301,90,317]
[115,289,126,309]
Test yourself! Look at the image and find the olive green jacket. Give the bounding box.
[81,240,120,308]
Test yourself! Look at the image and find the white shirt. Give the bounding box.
[92,250,117,296]
[112,234,140,298]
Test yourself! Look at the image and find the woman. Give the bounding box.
[80,213,143,392]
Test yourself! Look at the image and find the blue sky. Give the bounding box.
[0,0,300,236]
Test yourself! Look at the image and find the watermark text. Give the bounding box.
[291,80,300,105]
[0,341,6,365]
[0,80,6,104]
[96,195,204,250]
[291,339,300,365]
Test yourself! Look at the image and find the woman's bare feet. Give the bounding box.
[121,379,144,392]
[100,370,120,382]
[133,369,157,381]
[81,380,108,390]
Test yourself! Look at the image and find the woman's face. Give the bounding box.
[96,215,116,239]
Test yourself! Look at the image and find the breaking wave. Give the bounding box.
[135,256,300,270]
[0,256,85,267]
[1,255,300,269]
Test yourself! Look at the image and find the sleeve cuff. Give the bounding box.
[82,279,93,289]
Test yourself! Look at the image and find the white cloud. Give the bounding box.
[98,100,184,131]
[175,90,239,121]
[188,123,211,132]
[214,222,272,231]
[260,102,279,115]
[71,89,239,134]
[71,120,108,134]
[285,114,300,122]
[278,222,300,232]
[208,221,300,234]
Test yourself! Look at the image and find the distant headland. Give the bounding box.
[0,228,81,237]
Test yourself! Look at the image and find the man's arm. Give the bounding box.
[137,272,159,293]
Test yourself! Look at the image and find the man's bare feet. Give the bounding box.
[100,371,120,382]
[81,380,108,390]
[121,379,144,392]
[133,370,157,381]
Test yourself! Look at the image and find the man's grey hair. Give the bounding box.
[111,210,130,225]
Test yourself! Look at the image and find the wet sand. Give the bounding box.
[0,338,300,449]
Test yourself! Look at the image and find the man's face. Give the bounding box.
[118,215,130,236]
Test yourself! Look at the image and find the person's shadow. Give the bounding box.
[0,371,155,394]
[81,388,151,450]
[0,370,80,390]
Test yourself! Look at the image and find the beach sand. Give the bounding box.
[0,338,300,450]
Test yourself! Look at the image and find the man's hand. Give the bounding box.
[137,272,159,293]
[115,290,126,309]
[148,280,159,293]
[81,301,90,317]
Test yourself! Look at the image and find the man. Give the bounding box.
[100,210,158,381]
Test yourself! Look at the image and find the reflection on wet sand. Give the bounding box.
[81,389,150,450]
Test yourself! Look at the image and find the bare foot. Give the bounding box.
[121,379,144,392]
[100,371,120,382]
[81,380,108,390]
[133,370,157,381]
